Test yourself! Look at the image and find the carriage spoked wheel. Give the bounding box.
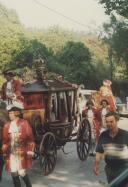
[76,118,91,161]
[39,132,57,175]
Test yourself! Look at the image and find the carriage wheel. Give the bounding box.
[33,116,43,137]
[39,132,57,175]
[76,118,91,161]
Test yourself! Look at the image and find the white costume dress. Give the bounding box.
[9,121,25,175]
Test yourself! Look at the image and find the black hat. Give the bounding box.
[100,99,109,105]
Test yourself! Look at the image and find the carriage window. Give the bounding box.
[51,92,68,122]
[68,91,74,115]
[51,93,58,121]
[58,92,68,122]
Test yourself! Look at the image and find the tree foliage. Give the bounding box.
[0,2,123,91]
[0,3,25,71]
[56,41,91,67]
[54,41,99,86]
[12,38,54,68]
[102,15,128,77]
[99,0,128,18]
[28,26,76,53]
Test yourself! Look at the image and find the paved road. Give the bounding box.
[1,117,128,187]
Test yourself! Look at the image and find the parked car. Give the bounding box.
[79,89,96,102]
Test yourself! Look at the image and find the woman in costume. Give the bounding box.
[100,79,116,111]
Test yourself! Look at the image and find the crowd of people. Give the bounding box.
[80,80,128,185]
[81,80,116,155]
[0,70,127,187]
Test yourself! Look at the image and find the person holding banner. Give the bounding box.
[100,80,116,111]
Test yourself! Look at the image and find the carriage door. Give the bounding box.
[50,92,69,123]
[67,91,75,122]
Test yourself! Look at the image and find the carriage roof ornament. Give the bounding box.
[33,56,49,86]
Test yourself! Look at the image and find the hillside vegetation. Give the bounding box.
[0,3,127,97]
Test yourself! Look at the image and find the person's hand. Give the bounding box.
[27,151,34,158]
[93,162,100,176]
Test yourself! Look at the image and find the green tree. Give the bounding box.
[99,0,128,18]
[0,2,111,88]
[13,39,54,68]
[55,41,93,85]
[56,41,91,67]
[0,3,25,71]
[28,26,75,53]
[92,60,110,85]
[102,16,128,78]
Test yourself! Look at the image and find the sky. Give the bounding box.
[0,0,110,32]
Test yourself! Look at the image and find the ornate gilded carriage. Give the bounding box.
[20,59,91,175]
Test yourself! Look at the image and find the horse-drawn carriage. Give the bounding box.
[14,59,91,175]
